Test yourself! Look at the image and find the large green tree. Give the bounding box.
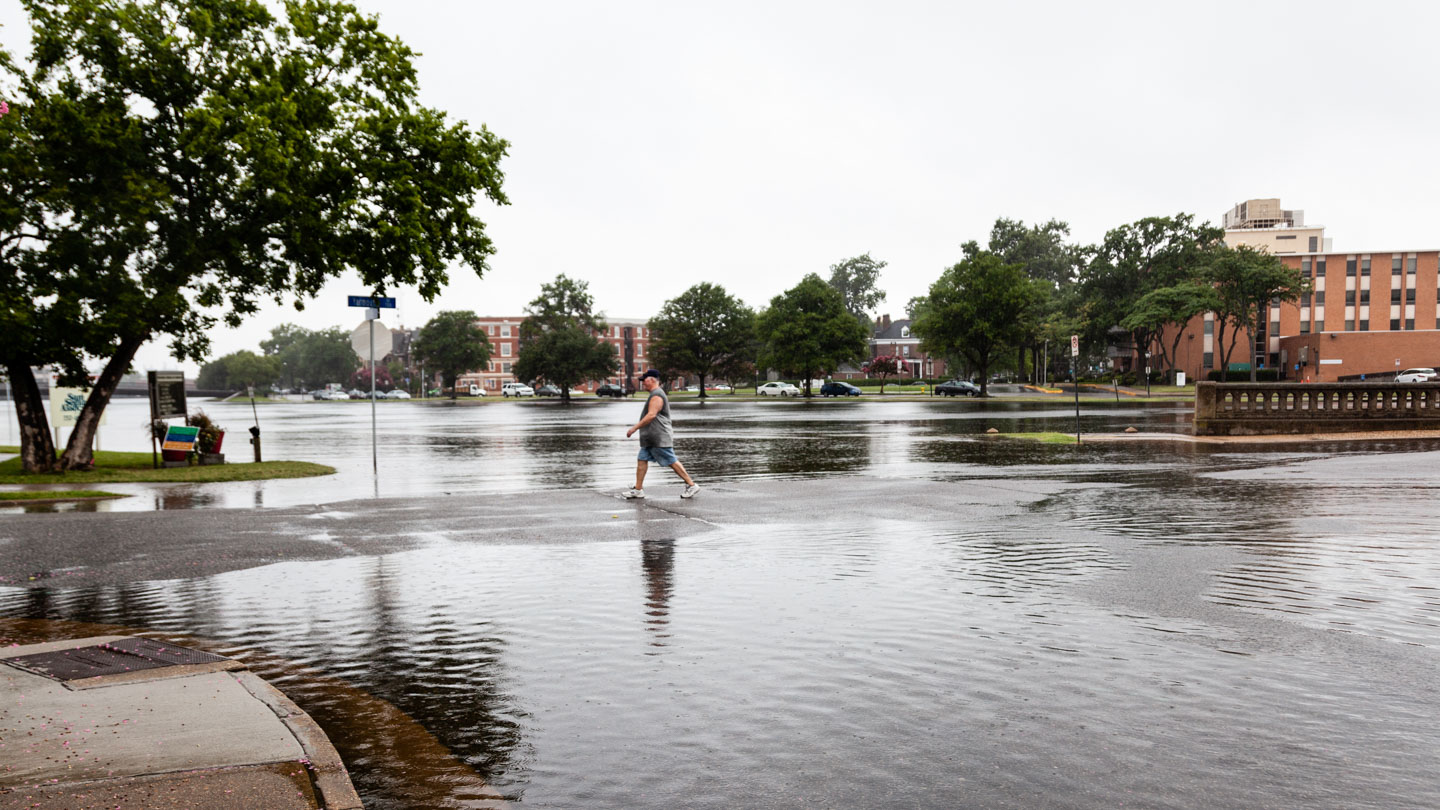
[756,274,869,397]
[197,350,281,392]
[261,325,356,391]
[1120,282,1221,383]
[1081,214,1223,382]
[515,275,617,403]
[648,283,755,400]
[1203,245,1309,381]
[1,0,507,472]
[826,253,888,331]
[413,311,491,400]
[912,252,1046,396]
[966,218,1087,383]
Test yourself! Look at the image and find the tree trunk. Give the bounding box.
[698,373,707,399]
[60,333,147,471]
[4,361,57,473]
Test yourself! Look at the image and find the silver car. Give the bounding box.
[1395,368,1438,382]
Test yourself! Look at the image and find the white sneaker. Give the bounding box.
[681,484,701,499]
[623,488,645,499]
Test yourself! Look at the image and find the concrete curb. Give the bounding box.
[0,635,361,809]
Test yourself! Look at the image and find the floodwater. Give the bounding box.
[3,396,1440,809]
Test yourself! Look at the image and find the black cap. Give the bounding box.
[641,369,662,380]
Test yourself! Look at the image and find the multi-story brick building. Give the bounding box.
[866,315,949,379]
[455,315,656,393]
[1160,249,1440,383]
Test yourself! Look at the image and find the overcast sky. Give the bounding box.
[7,0,1440,375]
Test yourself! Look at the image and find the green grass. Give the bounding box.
[991,432,1083,444]
[0,489,126,501]
[0,449,335,485]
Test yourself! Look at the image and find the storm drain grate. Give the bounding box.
[1,637,228,682]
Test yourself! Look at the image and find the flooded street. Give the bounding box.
[2,397,1439,808]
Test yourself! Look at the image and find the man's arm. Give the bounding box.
[626,395,664,438]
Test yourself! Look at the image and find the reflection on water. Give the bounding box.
[5,400,1440,807]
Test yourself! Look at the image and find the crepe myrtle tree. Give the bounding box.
[863,355,903,394]
[0,0,508,472]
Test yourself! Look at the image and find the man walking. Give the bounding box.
[624,369,700,499]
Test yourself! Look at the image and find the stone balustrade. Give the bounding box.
[1194,381,1440,435]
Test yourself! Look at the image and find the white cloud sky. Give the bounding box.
[6,0,1440,374]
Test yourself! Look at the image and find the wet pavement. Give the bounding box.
[2,398,1439,808]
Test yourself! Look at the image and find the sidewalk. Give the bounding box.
[0,635,361,809]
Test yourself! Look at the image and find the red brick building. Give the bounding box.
[456,316,655,393]
[1156,250,1440,383]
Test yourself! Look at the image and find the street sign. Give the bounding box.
[351,321,393,362]
[348,295,396,309]
[1070,334,1079,357]
[147,371,186,420]
[48,385,104,428]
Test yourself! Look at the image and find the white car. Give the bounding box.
[502,382,535,397]
[383,389,411,400]
[467,384,488,396]
[757,381,799,397]
[712,384,732,392]
[1395,368,1438,383]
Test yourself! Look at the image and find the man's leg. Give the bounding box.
[634,460,649,490]
[670,460,695,487]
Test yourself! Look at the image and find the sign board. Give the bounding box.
[161,424,200,453]
[1319,358,1343,365]
[351,321,394,363]
[1070,335,1079,357]
[148,371,187,420]
[1175,371,1186,386]
[348,295,396,309]
[49,387,89,428]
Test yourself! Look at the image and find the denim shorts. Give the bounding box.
[637,446,678,466]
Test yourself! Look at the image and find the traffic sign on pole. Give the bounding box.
[1070,334,1079,357]
[351,321,393,363]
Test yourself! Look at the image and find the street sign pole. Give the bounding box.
[369,318,377,475]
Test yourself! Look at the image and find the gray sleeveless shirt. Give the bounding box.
[638,388,673,447]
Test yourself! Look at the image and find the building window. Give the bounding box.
[501,342,511,356]
[1345,320,1354,331]
[1309,236,1319,251]
[1270,320,1279,335]
[1359,289,1369,305]
[501,325,511,338]
[488,325,496,336]
[1302,258,1311,276]
[487,378,497,389]
[1315,290,1325,305]
[637,344,644,357]
[502,362,511,373]
[1391,318,1401,331]
[1203,319,1214,336]
[1346,258,1356,276]
[1345,290,1355,305]
[1276,234,1296,240]
[1299,321,1309,334]
[1392,288,1403,304]
[1202,351,1213,368]
[1407,288,1416,304]
[1316,258,1326,277]
[902,345,910,357]
[1407,318,1415,330]
[1408,257,1417,274]
[1301,292,1312,307]
[1360,319,1369,331]
[1393,256,1403,273]
[1361,258,1371,276]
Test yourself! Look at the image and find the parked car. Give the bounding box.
[1395,368,1439,382]
[347,388,366,398]
[502,382,535,397]
[466,384,488,396]
[757,381,799,397]
[383,389,411,400]
[535,384,561,397]
[711,384,733,392]
[685,385,700,392]
[595,383,626,398]
[820,381,862,397]
[936,379,982,397]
